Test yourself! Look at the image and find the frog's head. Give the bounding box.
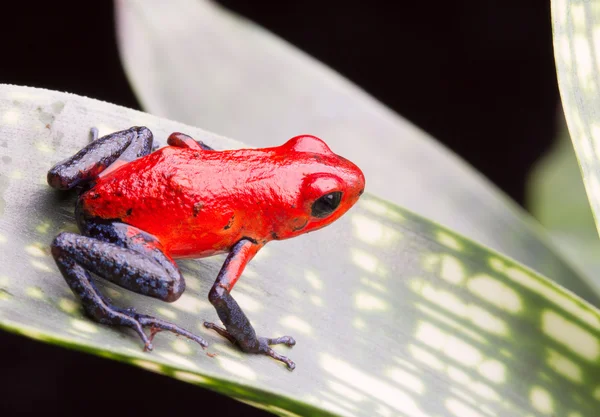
[275,135,365,239]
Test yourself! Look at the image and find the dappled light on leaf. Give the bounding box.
[351,214,402,246]
[542,310,599,361]
[466,274,523,314]
[415,303,488,345]
[546,348,583,384]
[320,353,430,417]
[350,248,387,277]
[436,232,464,252]
[279,316,313,336]
[437,254,467,284]
[477,359,506,384]
[530,386,554,415]
[71,318,98,334]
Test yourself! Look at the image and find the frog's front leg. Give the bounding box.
[50,218,208,351]
[204,239,296,370]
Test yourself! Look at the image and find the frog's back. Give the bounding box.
[80,146,267,257]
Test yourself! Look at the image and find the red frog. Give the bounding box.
[47,127,365,370]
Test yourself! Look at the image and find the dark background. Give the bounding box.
[0,1,558,416]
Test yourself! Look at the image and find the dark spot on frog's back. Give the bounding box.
[224,215,235,230]
[193,202,204,217]
[126,208,133,216]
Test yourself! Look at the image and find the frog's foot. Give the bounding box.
[86,303,208,352]
[204,321,296,370]
[84,302,154,349]
[134,312,208,349]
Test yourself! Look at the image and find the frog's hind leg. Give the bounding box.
[50,219,207,351]
[47,126,153,190]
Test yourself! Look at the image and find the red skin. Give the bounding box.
[81,135,365,259]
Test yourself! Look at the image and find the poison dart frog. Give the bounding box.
[47,126,365,370]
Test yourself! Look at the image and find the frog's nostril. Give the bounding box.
[358,189,364,196]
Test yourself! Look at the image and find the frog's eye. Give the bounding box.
[311,191,343,218]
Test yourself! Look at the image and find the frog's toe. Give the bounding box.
[85,304,154,349]
[136,313,208,348]
[265,347,296,371]
[204,321,237,344]
[102,306,207,349]
[266,335,296,347]
[259,337,296,371]
[143,340,154,352]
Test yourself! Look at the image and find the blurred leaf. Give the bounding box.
[553,1,600,242]
[2,84,600,417]
[528,112,600,288]
[114,0,599,302]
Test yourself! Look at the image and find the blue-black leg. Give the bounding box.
[51,218,207,351]
[204,239,296,370]
[47,126,153,190]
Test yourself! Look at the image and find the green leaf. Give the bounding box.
[114,0,599,304]
[553,0,600,243]
[2,84,600,417]
[527,114,600,287]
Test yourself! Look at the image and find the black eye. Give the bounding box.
[311,191,343,218]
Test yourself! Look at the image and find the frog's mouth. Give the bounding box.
[291,219,308,232]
